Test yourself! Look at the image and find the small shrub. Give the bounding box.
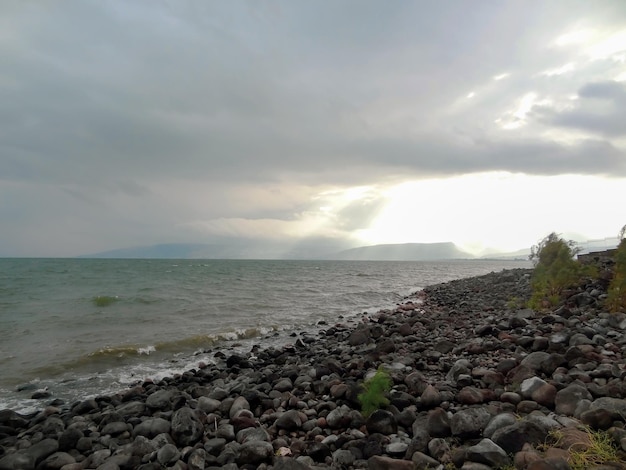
[358,366,392,417]
[528,233,586,309]
[606,226,626,313]
[93,295,118,307]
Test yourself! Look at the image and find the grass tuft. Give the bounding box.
[547,426,620,470]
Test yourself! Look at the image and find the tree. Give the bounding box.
[606,225,626,312]
[529,233,583,309]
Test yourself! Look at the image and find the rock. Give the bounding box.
[589,397,626,418]
[420,384,442,408]
[0,453,35,470]
[580,408,614,430]
[555,384,593,416]
[332,449,355,466]
[368,455,416,470]
[229,396,250,419]
[325,406,351,429]
[133,418,171,438]
[406,423,430,455]
[520,352,551,371]
[58,427,84,451]
[466,439,510,468]
[197,396,221,413]
[457,387,485,405]
[274,378,293,392]
[23,438,59,466]
[410,451,440,469]
[450,407,492,437]
[187,448,207,470]
[171,407,203,446]
[101,421,129,436]
[156,444,180,466]
[386,442,408,457]
[427,437,450,460]
[425,408,451,437]
[145,389,174,410]
[275,410,302,431]
[273,457,314,470]
[306,442,331,463]
[484,413,517,439]
[366,410,397,435]
[348,328,370,346]
[491,421,549,454]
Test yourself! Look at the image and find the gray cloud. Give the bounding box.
[535,81,626,138]
[1,0,626,255]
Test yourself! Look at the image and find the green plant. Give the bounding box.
[528,233,586,309]
[606,226,626,313]
[358,366,392,417]
[506,297,525,310]
[93,295,118,307]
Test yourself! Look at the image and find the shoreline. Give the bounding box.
[3,267,626,469]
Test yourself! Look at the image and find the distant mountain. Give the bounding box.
[479,248,531,260]
[327,242,473,261]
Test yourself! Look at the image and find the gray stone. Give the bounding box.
[216,423,236,441]
[555,384,593,416]
[273,457,314,470]
[425,407,451,437]
[276,409,302,431]
[156,444,180,466]
[116,401,146,418]
[145,389,174,410]
[0,453,35,470]
[410,451,439,469]
[229,396,250,419]
[368,455,416,470]
[171,407,203,446]
[491,421,548,454]
[420,384,442,408]
[58,427,84,451]
[466,438,510,468]
[427,437,450,460]
[386,442,408,457]
[23,438,59,466]
[332,449,355,466]
[198,396,221,413]
[237,440,274,465]
[187,448,207,470]
[450,407,492,437]
[236,426,271,444]
[133,418,171,438]
[348,327,370,346]
[519,377,548,399]
[366,409,397,435]
[483,413,517,439]
[520,352,550,371]
[37,452,76,470]
[590,397,626,417]
[273,377,293,392]
[101,421,129,436]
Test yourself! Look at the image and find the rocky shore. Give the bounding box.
[2,267,626,470]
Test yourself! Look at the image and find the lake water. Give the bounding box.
[0,258,529,412]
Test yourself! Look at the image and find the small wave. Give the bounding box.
[92,295,118,307]
[137,345,156,355]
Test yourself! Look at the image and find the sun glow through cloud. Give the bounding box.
[355,173,626,255]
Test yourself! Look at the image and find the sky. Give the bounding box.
[1,1,626,257]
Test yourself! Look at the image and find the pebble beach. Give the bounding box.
[2,267,626,470]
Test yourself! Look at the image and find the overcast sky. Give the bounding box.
[1,1,626,257]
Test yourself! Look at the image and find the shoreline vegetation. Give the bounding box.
[2,253,626,469]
